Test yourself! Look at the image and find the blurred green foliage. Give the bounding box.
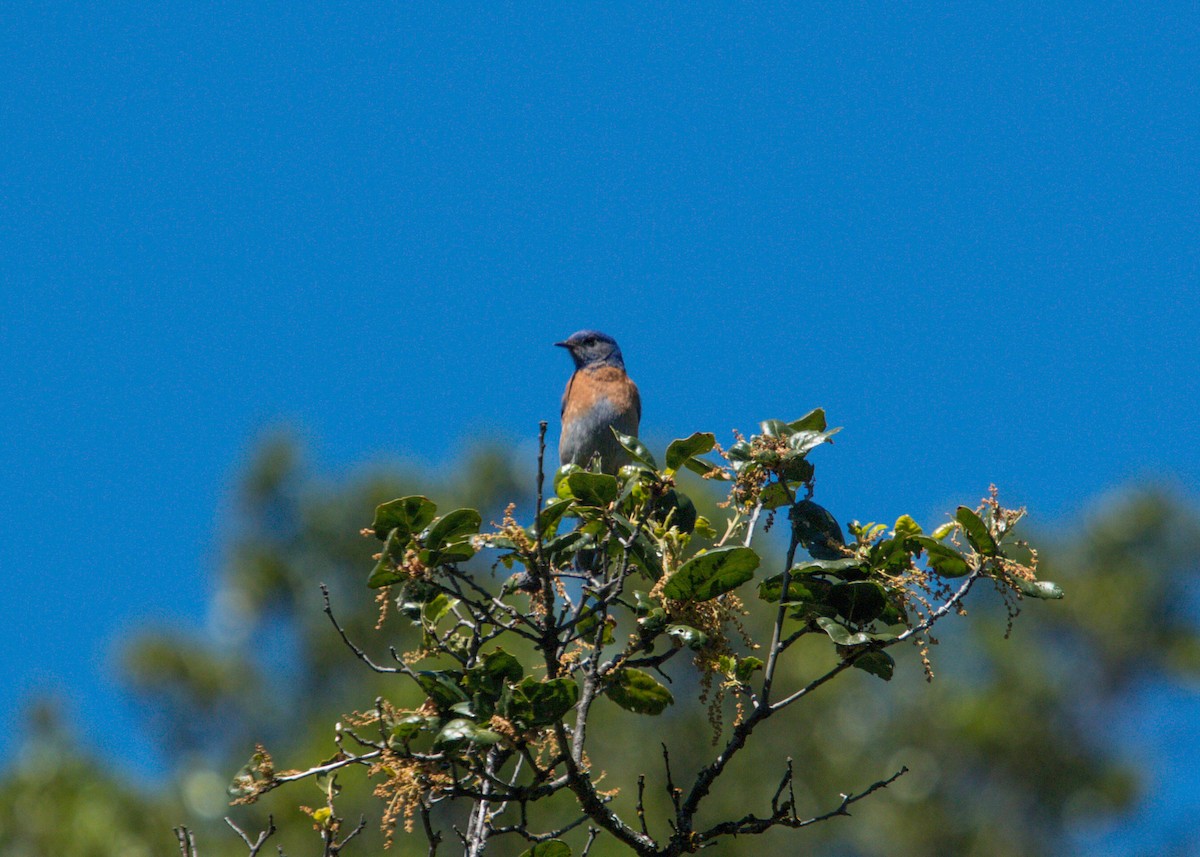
[1,431,1197,856]
[0,701,181,857]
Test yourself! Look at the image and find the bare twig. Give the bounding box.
[257,749,383,796]
[769,759,794,816]
[553,722,657,856]
[490,812,592,842]
[322,815,366,856]
[174,826,199,857]
[662,744,681,819]
[761,494,799,703]
[439,569,542,640]
[225,815,277,856]
[321,584,405,674]
[486,754,526,824]
[697,766,908,843]
[742,501,764,548]
[534,420,548,580]
[677,549,990,844]
[786,758,797,821]
[465,747,504,857]
[420,798,442,857]
[636,774,649,837]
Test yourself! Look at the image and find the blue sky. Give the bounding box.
[1,0,1197,843]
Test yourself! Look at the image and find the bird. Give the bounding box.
[556,330,641,474]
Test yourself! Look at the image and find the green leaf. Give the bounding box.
[389,713,436,743]
[816,617,897,647]
[791,557,867,577]
[612,429,659,469]
[637,605,669,636]
[760,482,792,510]
[397,578,441,605]
[759,419,792,438]
[422,509,482,550]
[912,536,971,578]
[486,536,519,552]
[893,514,923,539]
[367,528,409,588]
[682,456,727,478]
[781,455,815,484]
[790,500,846,560]
[665,432,716,472]
[423,541,476,566]
[956,506,998,556]
[518,841,572,857]
[463,648,524,703]
[1016,578,1065,599]
[734,656,764,682]
[372,496,437,541]
[786,428,841,456]
[566,471,619,506]
[855,522,887,541]
[829,581,888,624]
[853,650,895,680]
[481,648,524,683]
[604,668,674,715]
[662,546,760,601]
[931,521,956,540]
[870,536,911,573]
[422,594,457,625]
[878,601,906,626]
[435,718,502,749]
[452,697,480,718]
[726,440,754,463]
[626,534,664,580]
[576,607,615,645]
[537,498,575,536]
[608,513,635,540]
[509,678,579,726]
[788,408,827,433]
[416,671,469,710]
[553,464,582,497]
[757,572,833,606]
[543,530,589,559]
[665,624,708,650]
[653,488,697,534]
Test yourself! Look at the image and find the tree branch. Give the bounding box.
[697,766,908,842]
[174,826,199,857]
[770,562,987,712]
[225,816,277,857]
[677,547,990,845]
[553,722,658,856]
[321,584,405,674]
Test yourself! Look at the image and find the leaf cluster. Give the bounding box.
[227,413,1061,857]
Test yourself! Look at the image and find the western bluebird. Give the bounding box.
[556,330,641,474]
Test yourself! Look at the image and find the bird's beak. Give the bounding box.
[554,341,569,349]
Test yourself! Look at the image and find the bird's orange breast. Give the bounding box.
[562,366,640,423]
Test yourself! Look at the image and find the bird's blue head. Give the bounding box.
[555,330,626,370]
